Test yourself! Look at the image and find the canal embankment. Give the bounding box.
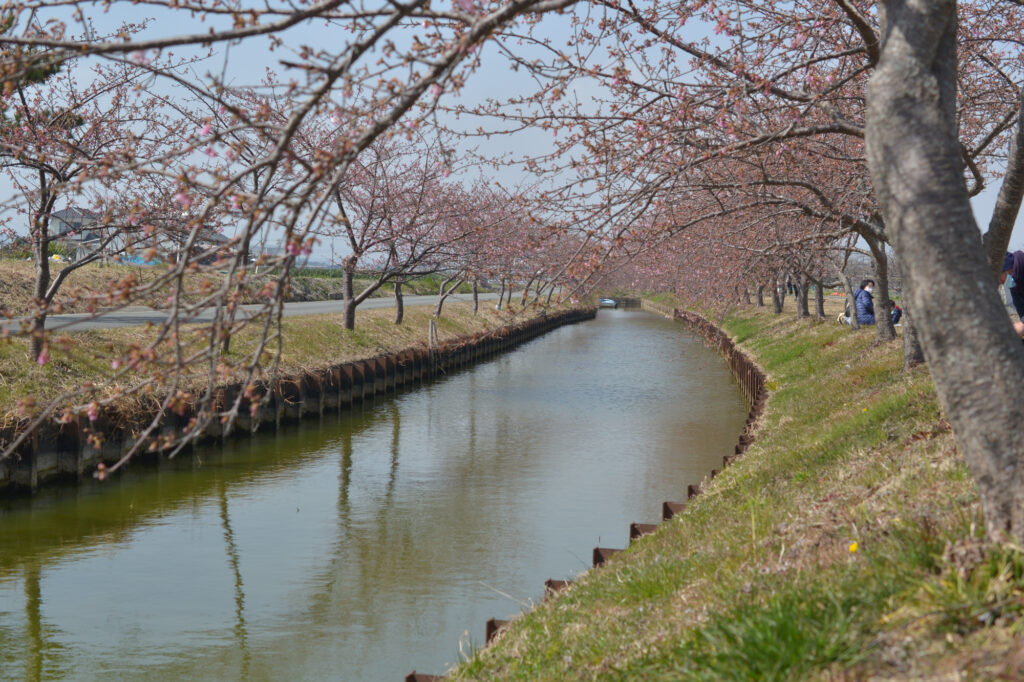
[0,305,744,681]
[449,302,1020,680]
[1,301,593,494]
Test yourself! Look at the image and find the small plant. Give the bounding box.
[679,589,867,681]
[916,543,1024,634]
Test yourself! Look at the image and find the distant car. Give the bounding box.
[599,298,618,308]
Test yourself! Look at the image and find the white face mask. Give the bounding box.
[865,287,873,294]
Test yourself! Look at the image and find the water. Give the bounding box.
[0,309,747,681]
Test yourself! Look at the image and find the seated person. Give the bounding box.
[854,279,876,325]
[841,279,901,326]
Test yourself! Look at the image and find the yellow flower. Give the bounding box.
[862,407,868,412]
[849,542,859,553]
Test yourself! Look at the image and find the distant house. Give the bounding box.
[51,207,102,261]
[49,205,238,266]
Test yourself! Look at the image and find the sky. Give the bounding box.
[4,1,1024,261]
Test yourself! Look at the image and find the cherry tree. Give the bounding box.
[0,58,176,361]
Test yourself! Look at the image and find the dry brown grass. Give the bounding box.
[0,259,374,317]
[0,299,567,426]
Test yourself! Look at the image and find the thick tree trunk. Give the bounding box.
[394,281,404,325]
[814,279,825,319]
[472,280,479,315]
[867,0,1024,539]
[756,284,765,307]
[496,279,505,310]
[798,278,810,318]
[341,265,356,330]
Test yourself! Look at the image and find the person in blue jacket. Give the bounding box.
[853,279,876,325]
[1000,251,1024,336]
[847,279,902,326]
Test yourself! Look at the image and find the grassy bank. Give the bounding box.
[448,304,1024,679]
[0,300,562,425]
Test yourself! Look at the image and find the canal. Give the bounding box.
[0,309,748,681]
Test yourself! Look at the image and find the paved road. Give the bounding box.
[6,293,503,332]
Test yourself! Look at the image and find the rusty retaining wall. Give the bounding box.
[639,301,767,456]
[0,307,597,495]
[672,309,767,458]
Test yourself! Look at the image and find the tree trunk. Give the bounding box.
[831,259,860,329]
[30,210,51,363]
[756,284,765,307]
[505,284,514,308]
[866,0,1024,539]
[496,279,505,310]
[798,277,810,318]
[394,281,404,325]
[793,275,803,319]
[472,280,479,315]
[521,277,535,306]
[901,304,925,369]
[222,237,252,354]
[983,96,1024,277]
[771,276,783,314]
[341,264,356,330]
[434,274,462,318]
[814,279,825,319]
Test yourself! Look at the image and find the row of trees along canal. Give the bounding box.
[3,1,1024,540]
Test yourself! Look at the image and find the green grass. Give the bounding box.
[447,305,1024,680]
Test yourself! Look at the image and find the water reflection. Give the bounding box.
[24,562,42,682]
[0,310,747,680]
[216,481,249,678]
